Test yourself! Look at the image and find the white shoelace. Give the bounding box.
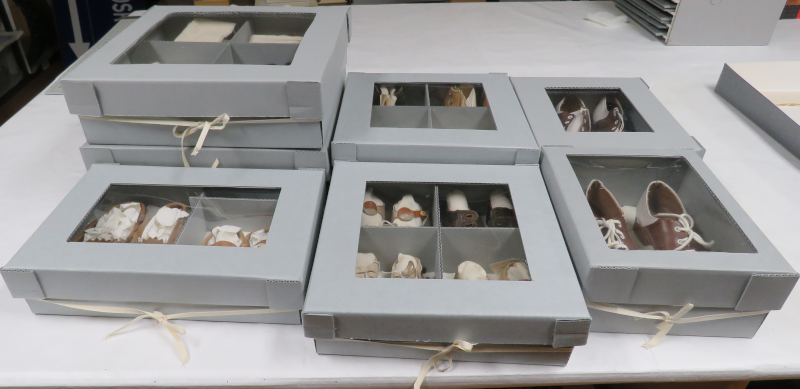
[597,218,628,250]
[656,213,715,251]
[612,107,625,132]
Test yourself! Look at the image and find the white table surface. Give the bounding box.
[2,2,800,387]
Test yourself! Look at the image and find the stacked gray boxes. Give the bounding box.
[60,6,351,176]
[307,73,591,365]
[511,77,798,341]
[304,162,590,365]
[614,0,786,46]
[1,165,327,324]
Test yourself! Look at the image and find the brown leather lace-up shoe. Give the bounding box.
[556,95,591,132]
[585,180,636,250]
[592,96,625,132]
[633,181,715,251]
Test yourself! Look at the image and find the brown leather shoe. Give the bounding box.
[444,190,478,227]
[586,180,636,250]
[592,96,624,132]
[633,181,715,251]
[486,189,517,227]
[556,95,591,132]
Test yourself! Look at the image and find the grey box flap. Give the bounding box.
[736,274,800,311]
[0,269,45,299]
[303,313,336,339]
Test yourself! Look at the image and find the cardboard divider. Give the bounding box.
[177,196,278,247]
[437,184,515,228]
[370,106,430,129]
[358,227,440,278]
[229,43,299,65]
[568,155,755,253]
[117,41,229,65]
[430,106,497,130]
[440,227,527,276]
[546,88,654,133]
[365,182,436,227]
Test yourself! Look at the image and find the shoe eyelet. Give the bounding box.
[568,115,573,119]
[674,227,680,232]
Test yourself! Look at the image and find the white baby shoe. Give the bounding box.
[490,259,532,281]
[135,203,189,244]
[204,225,244,247]
[392,253,423,279]
[246,226,270,248]
[362,187,386,227]
[356,253,381,278]
[82,202,144,243]
[456,261,488,280]
[391,194,427,227]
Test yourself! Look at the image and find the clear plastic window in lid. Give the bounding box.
[370,83,497,131]
[114,13,315,65]
[69,184,280,249]
[569,156,756,253]
[547,88,654,133]
[357,182,530,281]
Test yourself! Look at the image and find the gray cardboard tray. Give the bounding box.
[1,165,326,324]
[303,161,591,348]
[79,142,331,178]
[715,62,800,161]
[510,77,704,157]
[331,73,540,165]
[314,339,573,366]
[60,6,349,120]
[540,147,798,311]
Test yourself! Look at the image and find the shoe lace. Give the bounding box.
[655,213,715,251]
[597,218,628,250]
[613,107,625,132]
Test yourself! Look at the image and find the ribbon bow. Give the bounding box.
[587,302,769,349]
[45,301,293,364]
[172,113,230,168]
[414,340,475,389]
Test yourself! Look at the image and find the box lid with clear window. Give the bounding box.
[1,165,326,324]
[331,73,540,165]
[510,77,705,157]
[60,6,349,120]
[303,161,590,351]
[540,147,798,311]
